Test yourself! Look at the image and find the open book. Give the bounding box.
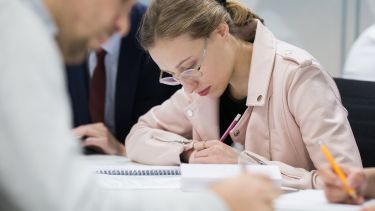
[180,164,282,191]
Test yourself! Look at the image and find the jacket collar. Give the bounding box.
[246,20,277,106]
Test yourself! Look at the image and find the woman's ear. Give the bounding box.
[214,23,230,40]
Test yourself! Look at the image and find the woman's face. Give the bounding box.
[149,32,234,98]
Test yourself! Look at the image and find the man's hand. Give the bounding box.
[73,123,126,156]
[211,173,281,211]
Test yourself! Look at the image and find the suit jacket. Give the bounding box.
[66,3,179,142]
[125,21,362,189]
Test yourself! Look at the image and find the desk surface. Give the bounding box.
[84,155,373,211]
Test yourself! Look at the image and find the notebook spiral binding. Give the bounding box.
[96,169,181,176]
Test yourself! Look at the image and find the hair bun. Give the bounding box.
[217,0,226,7]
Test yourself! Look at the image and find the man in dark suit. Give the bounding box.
[66,3,179,155]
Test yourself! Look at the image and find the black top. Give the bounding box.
[219,87,247,145]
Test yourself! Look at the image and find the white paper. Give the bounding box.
[275,190,375,211]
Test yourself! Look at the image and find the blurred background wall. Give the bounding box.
[139,0,375,77]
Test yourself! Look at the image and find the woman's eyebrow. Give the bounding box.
[175,56,192,69]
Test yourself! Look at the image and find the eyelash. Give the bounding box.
[182,62,196,71]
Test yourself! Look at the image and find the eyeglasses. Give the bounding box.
[159,38,208,86]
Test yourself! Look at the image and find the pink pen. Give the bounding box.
[220,113,241,142]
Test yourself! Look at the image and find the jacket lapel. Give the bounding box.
[66,62,91,127]
[247,20,277,107]
[184,94,220,141]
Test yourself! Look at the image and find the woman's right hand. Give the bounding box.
[319,165,367,204]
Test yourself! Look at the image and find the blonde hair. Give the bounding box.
[138,0,264,50]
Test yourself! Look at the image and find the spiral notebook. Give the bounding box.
[95,165,181,176]
[84,155,180,189]
[93,165,180,189]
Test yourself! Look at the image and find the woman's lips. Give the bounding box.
[197,86,210,96]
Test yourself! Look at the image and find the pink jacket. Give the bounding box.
[126,22,362,189]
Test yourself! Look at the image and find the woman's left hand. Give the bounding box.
[190,140,238,164]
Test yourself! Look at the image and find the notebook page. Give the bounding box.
[83,155,181,189]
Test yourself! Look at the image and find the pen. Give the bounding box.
[320,143,358,200]
[238,151,249,173]
[220,114,241,142]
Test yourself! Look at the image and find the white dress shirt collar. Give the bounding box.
[101,33,122,59]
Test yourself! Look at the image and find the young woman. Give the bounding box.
[125,0,362,189]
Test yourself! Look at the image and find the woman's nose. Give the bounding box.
[181,80,199,94]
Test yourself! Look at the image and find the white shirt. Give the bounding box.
[88,34,122,133]
[0,0,227,210]
[343,24,375,81]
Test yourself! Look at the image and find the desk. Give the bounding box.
[84,155,373,211]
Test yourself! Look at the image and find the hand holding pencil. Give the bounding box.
[190,114,241,164]
[319,143,367,204]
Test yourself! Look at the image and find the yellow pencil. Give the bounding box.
[320,143,357,200]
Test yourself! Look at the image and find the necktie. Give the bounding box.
[89,49,106,123]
